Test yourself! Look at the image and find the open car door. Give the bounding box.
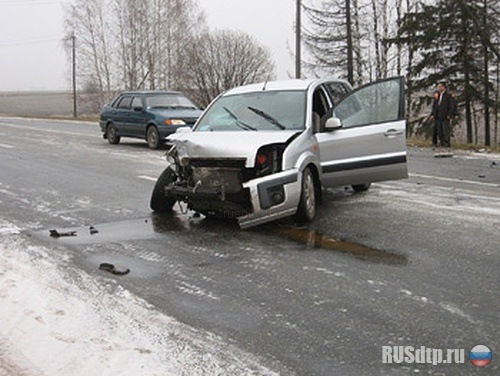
[317,77,408,188]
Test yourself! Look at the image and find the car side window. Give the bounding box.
[325,83,348,106]
[312,87,331,133]
[117,96,132,110]
[110,96,121,108]
[131,96,142,109]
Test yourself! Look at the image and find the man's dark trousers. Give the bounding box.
[435,118,450,147]
[434,90,453,147]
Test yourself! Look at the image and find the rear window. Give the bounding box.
[145,94,196,109]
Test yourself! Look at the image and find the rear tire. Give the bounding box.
[146,126,161,149]
[106,123,120,144]
[352,183,371,192]
[150,168,177,212]
[295,167,317,223]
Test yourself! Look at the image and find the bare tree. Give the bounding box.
[65,0,114,104]
[66,0,205,100]
[182,30,276,107]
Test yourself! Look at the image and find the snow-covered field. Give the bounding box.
[0,219,276,376]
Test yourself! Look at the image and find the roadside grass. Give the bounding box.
[1,114,99,123]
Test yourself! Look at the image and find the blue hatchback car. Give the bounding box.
[99,91,202,149]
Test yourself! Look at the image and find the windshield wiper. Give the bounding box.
[247,106,286,130]
[169,105,197,109]
[223,107,257,131]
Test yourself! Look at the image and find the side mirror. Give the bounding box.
[325,117,342,131]
[176,127,192,134]
[133,106,143,112]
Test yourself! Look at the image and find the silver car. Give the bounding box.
[150,77,408,228]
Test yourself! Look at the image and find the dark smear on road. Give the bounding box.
[34,213,407,265]
[268,225,408,265]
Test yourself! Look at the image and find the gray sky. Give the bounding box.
[0,0,296,92]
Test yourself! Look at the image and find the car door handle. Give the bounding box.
[384,129,403,137]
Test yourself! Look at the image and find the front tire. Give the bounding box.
[150,168,177,212]
[295,167,317,223]
[146,126,161,149]
[106,123,120,144]
[352,183,371,192]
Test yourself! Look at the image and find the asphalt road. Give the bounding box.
[0,117,499,375]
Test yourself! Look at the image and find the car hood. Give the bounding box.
[148,108,203,119]
[168,131,300,168]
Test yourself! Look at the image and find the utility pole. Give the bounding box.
[346,0,354,85]
[295,0,301,79]
[71,33,77,118]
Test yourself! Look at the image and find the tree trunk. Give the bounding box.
[495,55,499,145]
[461,9,473,143]
[371,0,381,80]
[381,0,389,78]
[405,0,413,132]
[352,0,363,84]
[396,0,402,76]
[483,0,490,146]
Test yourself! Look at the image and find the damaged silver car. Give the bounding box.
[150,77,408,229]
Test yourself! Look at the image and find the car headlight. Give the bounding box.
[165,119,186,126]
[255,144,285,177]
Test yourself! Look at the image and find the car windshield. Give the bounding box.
[145,94,197,109]
[195,90,306,132]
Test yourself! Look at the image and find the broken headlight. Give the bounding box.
[254,144,284,177]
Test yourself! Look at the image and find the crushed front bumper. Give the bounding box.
[237,169,301,229]
[166,183,251,217]
[165,168,302,228]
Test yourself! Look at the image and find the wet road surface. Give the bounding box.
[0,117,499,375]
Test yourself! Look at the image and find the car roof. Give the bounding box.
[223,78,350,96]
[119,91,182,96]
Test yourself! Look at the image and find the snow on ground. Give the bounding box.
[0,219,277,376]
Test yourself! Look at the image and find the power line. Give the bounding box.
[0,1,61,6]
[0,37,62,47]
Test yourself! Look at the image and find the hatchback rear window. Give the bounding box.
[145,94,196,109]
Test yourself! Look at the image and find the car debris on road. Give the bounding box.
[49,229,77,238]
[99,263,130,276]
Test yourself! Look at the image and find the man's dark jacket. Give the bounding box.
[432,91,454,120]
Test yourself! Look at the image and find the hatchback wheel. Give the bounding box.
[106,123,120,144]
[147,126,161,149]
[150,168,177,212]
[352,183,371,192]
[295,167,317,222]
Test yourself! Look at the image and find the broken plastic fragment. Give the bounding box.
[49,229,77,238]
[99,263,130,276]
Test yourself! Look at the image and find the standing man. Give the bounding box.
[431,82,454,147]
[431,90,440,147]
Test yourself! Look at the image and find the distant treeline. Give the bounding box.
[303,0,499,146]
[64,0,275,109]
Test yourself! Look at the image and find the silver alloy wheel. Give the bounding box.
[304,170,316,218]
